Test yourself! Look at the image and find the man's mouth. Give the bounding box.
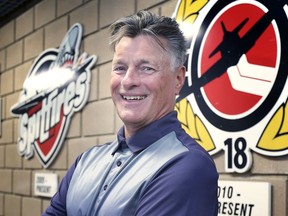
[122,95,147,100]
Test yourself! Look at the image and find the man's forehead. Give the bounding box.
[112,56,158,66]
[115,35,168,50]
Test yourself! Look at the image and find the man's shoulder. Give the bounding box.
[166,130,218,176]
[83,140,116,155]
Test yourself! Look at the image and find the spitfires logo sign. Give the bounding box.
[11,24,97,168]
[174,0,288,172]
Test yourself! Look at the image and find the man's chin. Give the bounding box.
[120,115,143,124]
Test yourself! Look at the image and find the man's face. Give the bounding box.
[110,35,184,137]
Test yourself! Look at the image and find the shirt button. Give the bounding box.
[117,161,122,167]
[103,185,108,190]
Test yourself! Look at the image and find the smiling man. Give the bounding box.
[43,10,218,216]
[110,35,183,138]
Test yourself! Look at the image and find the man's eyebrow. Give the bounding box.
[112,59,125,64]
[138,59,150,64]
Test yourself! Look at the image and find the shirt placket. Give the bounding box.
[96,146,133,204]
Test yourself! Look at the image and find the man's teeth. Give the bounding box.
[123,95,146,100]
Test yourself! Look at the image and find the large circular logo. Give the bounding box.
[191,0,287,131]
[175,0,288,172]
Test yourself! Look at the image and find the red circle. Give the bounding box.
[200,3,277,115]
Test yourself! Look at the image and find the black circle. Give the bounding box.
[191,0,288,131]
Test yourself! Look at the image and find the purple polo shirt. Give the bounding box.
[42,111,218,216]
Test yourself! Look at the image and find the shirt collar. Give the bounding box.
[116,111,181,153]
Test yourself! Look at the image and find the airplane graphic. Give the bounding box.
[177,1,286,102]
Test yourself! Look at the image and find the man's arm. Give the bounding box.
[135,151,218,216]
[42,156,81,216]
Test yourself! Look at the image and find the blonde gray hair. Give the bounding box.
[109,10,187,69]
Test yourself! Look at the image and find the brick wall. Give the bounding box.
[0,0,287,215]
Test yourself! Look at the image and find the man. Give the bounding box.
[43,10,218,216]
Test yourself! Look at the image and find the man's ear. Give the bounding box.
[175,66,186,95]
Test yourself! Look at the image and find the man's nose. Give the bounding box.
[121,68,141,88]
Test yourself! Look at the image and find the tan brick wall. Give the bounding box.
[35,0,56,28]
[15,9,34,40]
[0,21,14,49]
[0,0,287,215]
[4,195,21,216]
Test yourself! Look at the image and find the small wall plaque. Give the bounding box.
[34,172,58,197]
[218,180,271,216]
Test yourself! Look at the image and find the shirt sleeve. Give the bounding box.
[135,150,219,216]
[42,155,82,216]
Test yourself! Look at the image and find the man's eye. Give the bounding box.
[113,66,126,73]
[141,66,155,73]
